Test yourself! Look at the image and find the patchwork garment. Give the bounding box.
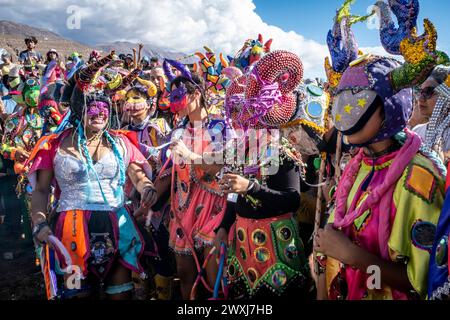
[428,162,450,300]
[227,213,309,297]
[327,150,445,300]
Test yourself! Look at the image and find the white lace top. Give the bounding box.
[54,138,130,212]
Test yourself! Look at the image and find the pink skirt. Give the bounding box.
[168,183,226,255]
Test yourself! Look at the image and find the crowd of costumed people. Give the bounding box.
[0,0,449,300]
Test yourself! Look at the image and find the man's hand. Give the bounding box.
[219,174,251,195]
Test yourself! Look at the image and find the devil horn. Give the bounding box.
[163,60,176,83]
[78,51,115,84]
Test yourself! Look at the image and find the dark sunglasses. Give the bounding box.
[418,86,436,100]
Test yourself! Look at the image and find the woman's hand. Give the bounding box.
[170,140,197,164]
[133,206,149,224]
[219,174,250,194]
[35,226,54,249]
[15,149,30,163]
[314,225,358,266]
[140,185,157,209]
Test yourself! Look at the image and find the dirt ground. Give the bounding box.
[0,237,45,300]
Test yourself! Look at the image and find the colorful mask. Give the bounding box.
[169,83,189,113]
[87,101,110,118]
[23,79,40,108]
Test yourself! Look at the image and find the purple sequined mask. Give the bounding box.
[87,101,110,118]
[169,83,189,113]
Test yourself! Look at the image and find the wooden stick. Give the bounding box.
[313,152,327,276]
[335,132,343,180]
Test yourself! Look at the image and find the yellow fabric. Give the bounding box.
[326,153,445,300]
[388,154,445,299]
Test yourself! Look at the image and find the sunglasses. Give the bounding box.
[418,87,436,100]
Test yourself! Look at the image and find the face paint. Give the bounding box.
[87,101,110,118]
[169,83,189,113]
[124,100,148,112]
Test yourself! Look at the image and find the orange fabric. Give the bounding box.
[406,165,435,201]
[61,210,89,276]
[43,245,52,300]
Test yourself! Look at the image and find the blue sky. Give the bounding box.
[0,0,448,78]
[254,0,449,52]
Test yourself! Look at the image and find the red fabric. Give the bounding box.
[446,162,450,192]
[111,130,140,149]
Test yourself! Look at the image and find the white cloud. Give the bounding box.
[0,0,391,78]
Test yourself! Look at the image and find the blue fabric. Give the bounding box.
[428,188,450,298]
[18,50,42,63]
[115,207,143,272]
[105,282,134,295]
[1,96,17,114]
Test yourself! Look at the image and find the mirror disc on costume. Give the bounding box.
[412,221,436,252]
[254,247,270,263]
[307,84,323,97]
[176,228,184,239]
[195,205,204,216]
[252,229,267,246]
[6,121,15,131]
[23,130,32,144]
[277,226,293,242]
[435,236,448,267]
[180,181,188,193]
[237,228,246,243]
[306,101,324,119]
[210,121,225,136]
[240,247,247,260]
[247,268,258,283]
[228,264,236,277]
[284,245,299,260]
[271,270,287,288]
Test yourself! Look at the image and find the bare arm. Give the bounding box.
[350,245,413,292]
[31,169,54,228]
[315,226,414,294]
[127,162,153,193]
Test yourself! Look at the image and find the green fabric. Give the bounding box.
[389,154,445,299]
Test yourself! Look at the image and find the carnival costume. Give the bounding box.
[222,49,312,298]
[1,76,43,241]
[38,50,65,134]
[323,0,447,300]
[28,52,154,299]
[120,70,174,300]
[427,74,450,300]
[160,59,229,257]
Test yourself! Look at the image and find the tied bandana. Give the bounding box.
[87,101,110,118]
